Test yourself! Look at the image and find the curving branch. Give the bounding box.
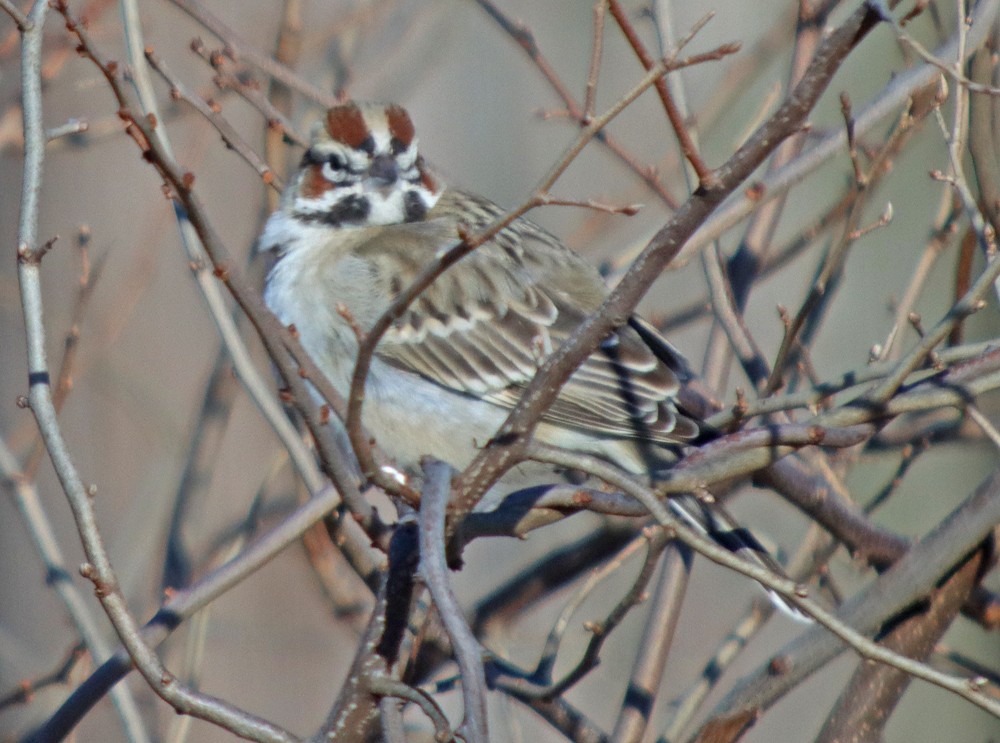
[450,1,893,520]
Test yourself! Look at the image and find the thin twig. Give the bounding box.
[189,38,308,147]
[21,227,102,479]
[701,240,771,390]
[551,442,1000,724]
[346,51,717,501]
[264,0,303,212]
[968,45,1000,236]
[0,643,83,711]
[369,677,454,742]
[497,527,673,700]
[145,47,282,189]
[865,439,929,513]
[471,0,679,209]
[610,542,691,743]
[608,1,718,187]
[703,463,1000,731]
[471,524,634,631]
[697,0,826,387]
[966,404,1000,450]
[583,0,606,118]
[0,0,31,30]
[166,0,338,107]
[21,3,300,738]
[57,2,388,547]
[0,438,150,743]
[452,1,895,523]
[533,530,654,685]
[29,480,377,742]
[45,117,87,139]
[678,0,999,268]
[706,340,998,430]
[871,0,1000,95]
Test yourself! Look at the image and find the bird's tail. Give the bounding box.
[667,492,811,622]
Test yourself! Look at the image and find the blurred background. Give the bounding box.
[2,1,999,741]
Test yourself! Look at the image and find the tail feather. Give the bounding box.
[668,493,811,623]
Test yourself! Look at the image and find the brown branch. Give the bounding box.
[735,76,931,323]
[145,47,282,190]
[30,475,382,743]
[496,527,673,700]
[21,227,102,479]
[701,240,771,390]
[0,643,83,711]
[538,195,641,216]
[264,0,303,210]
[451,1,888,524]
[189,38,308,148]
[721,0,827,326]
[583,0,606,118]
[964,586,1000,630]
[814,544,987,743]
[865,438,930,513]
[969,45,1000,236]
[950,225,977,346]
[610,543,691,742]
[56,2,389,549]
[761,77,934,392]
[701,463,1000,738]
[165,0,338,107]
[760,187,870,396]
[607,1,717,187]
[471,0,679,208]
[499,691,610,743]
[471,523,634,634]
[314,579,391,741]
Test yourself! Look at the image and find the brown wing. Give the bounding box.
[365,189,699,444]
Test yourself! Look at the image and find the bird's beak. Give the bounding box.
[367,154,399,188]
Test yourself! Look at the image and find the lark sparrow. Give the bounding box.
[259,102,800,616]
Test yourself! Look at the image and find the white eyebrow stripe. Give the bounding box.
[361,106,393,151]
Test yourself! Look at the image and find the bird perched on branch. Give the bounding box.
[258,102,801,618]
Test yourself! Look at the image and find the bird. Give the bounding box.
[258,102,802,617]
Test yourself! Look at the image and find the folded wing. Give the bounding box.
[365,190,699,445]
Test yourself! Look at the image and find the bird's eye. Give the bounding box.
[327,153,346,170]
[301,149,325,167]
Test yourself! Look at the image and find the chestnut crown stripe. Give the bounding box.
[325,103,372,150]
[385,104,415,149]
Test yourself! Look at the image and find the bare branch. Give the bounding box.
[419,460,487,742]
[145,47,282,189]
[166,0,338,107]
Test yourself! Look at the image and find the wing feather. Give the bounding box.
[368,189,698,445]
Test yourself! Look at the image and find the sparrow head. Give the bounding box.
[287,102,442,228]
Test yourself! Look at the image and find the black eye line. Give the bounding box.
[300,149,324,167]
[301,149,351,172]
